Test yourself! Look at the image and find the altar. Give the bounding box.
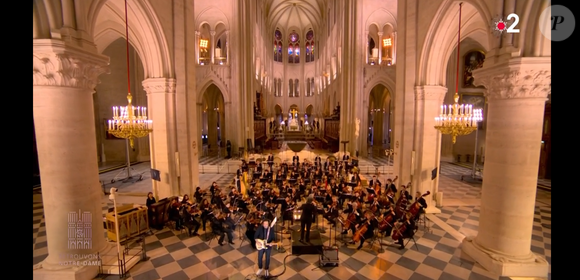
[289,118,300,131]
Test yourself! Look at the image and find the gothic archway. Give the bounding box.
[201,84,226,156]
[367,84,392,155]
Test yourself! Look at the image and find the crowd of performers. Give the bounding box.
[152,153,429,250]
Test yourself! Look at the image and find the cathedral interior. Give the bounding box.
[33,0,551,279]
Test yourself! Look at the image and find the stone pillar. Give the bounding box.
[365,31,369,64]
[377,32,383,65]
[462,58,551,277]
[412,85,446,214]
[142,78,178,199]
[210,31,216,65]
[225,31,230,65]
[33,40,112,280]
[392,32,397,65]
[195,31,200,64]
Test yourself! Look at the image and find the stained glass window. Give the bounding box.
[305,30,315,62]
[274,29,283,62]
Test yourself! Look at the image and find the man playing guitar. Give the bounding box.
[254,218,278,277]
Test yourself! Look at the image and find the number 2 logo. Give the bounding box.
[506,13,520,33]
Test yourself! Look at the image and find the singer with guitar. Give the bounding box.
[254,218,279,277]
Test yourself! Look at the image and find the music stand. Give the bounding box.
[366,188,376,198]
[272,203,286,253]
[314,196,326,233]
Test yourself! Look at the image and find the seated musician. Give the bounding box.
[256,163,263,173]
[369,196,381,216]
[146,192,156,224]
[181,194,193,205]
[413,191,428,220]
[323,196,339,226]
[194,187,205,203]
[369,175,381,188]
[282,196,296,228]
[267,154,274,168]
[394,212,417,249]
[379,205,397,236]
[229,187,240,202]
[399,185,412,201]
[315,168,323,179]
[355,211,379,250]
[182,204,201,236]
[341,202,362,235]
[210,212,234,246]
[213,190,227,210]
[200,199,212,231]
[210,182,220,196]
[342,153,350,161]
[168,198,183,230]
[245,210,261,249]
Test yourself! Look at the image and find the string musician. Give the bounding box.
[323,196,340,226]
[353,211,379,250]
[341,201,362,235]
[211,210,235,246]
[245,208,261,249]
[392,211,416,250]
[282,196,296,229]
[377,205,397,237]
[182,203,201,237]
[199,199,212,231]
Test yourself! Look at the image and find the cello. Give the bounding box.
[352,214,373,242]
[408,191,430,219]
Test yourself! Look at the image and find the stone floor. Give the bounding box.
[33,157,551,280]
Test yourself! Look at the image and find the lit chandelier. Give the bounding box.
[434,2,482,144]
[107,0,152,148]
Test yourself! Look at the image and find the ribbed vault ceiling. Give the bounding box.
[265,0,324,30]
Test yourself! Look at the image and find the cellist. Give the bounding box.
[353,211,378,250]
[393,212,416,250]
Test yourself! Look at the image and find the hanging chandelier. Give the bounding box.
[434,2,483,144]
[107,0,152,148]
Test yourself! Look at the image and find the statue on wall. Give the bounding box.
[355,118,360,138]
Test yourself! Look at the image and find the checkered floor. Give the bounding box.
[33,162,551,280]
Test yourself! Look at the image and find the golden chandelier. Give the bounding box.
[434,2,483,144]
[107,0,152,148]
[434,94,482,143]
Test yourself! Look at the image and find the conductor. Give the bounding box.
[297,197,317,242]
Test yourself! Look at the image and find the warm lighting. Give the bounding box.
[200,39,208,48]
[383,38,392,47]
[434,2,482,144]
[107,0,152,149]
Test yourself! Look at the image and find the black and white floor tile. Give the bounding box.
[33,160,551,280]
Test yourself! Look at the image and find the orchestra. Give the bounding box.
[144,154,427,254]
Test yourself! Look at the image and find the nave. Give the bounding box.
[32,162,551,280]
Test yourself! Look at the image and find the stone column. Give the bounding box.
[33,40,112,280]
[210,31,216,65]
[225,31,230,65]
[462,58,551,277]
[195,31,200,64]
[377,32,383,65]
[412,85,446,214]
[365,31,369,64]
[392,32,397,65]
[142,78,178,199]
